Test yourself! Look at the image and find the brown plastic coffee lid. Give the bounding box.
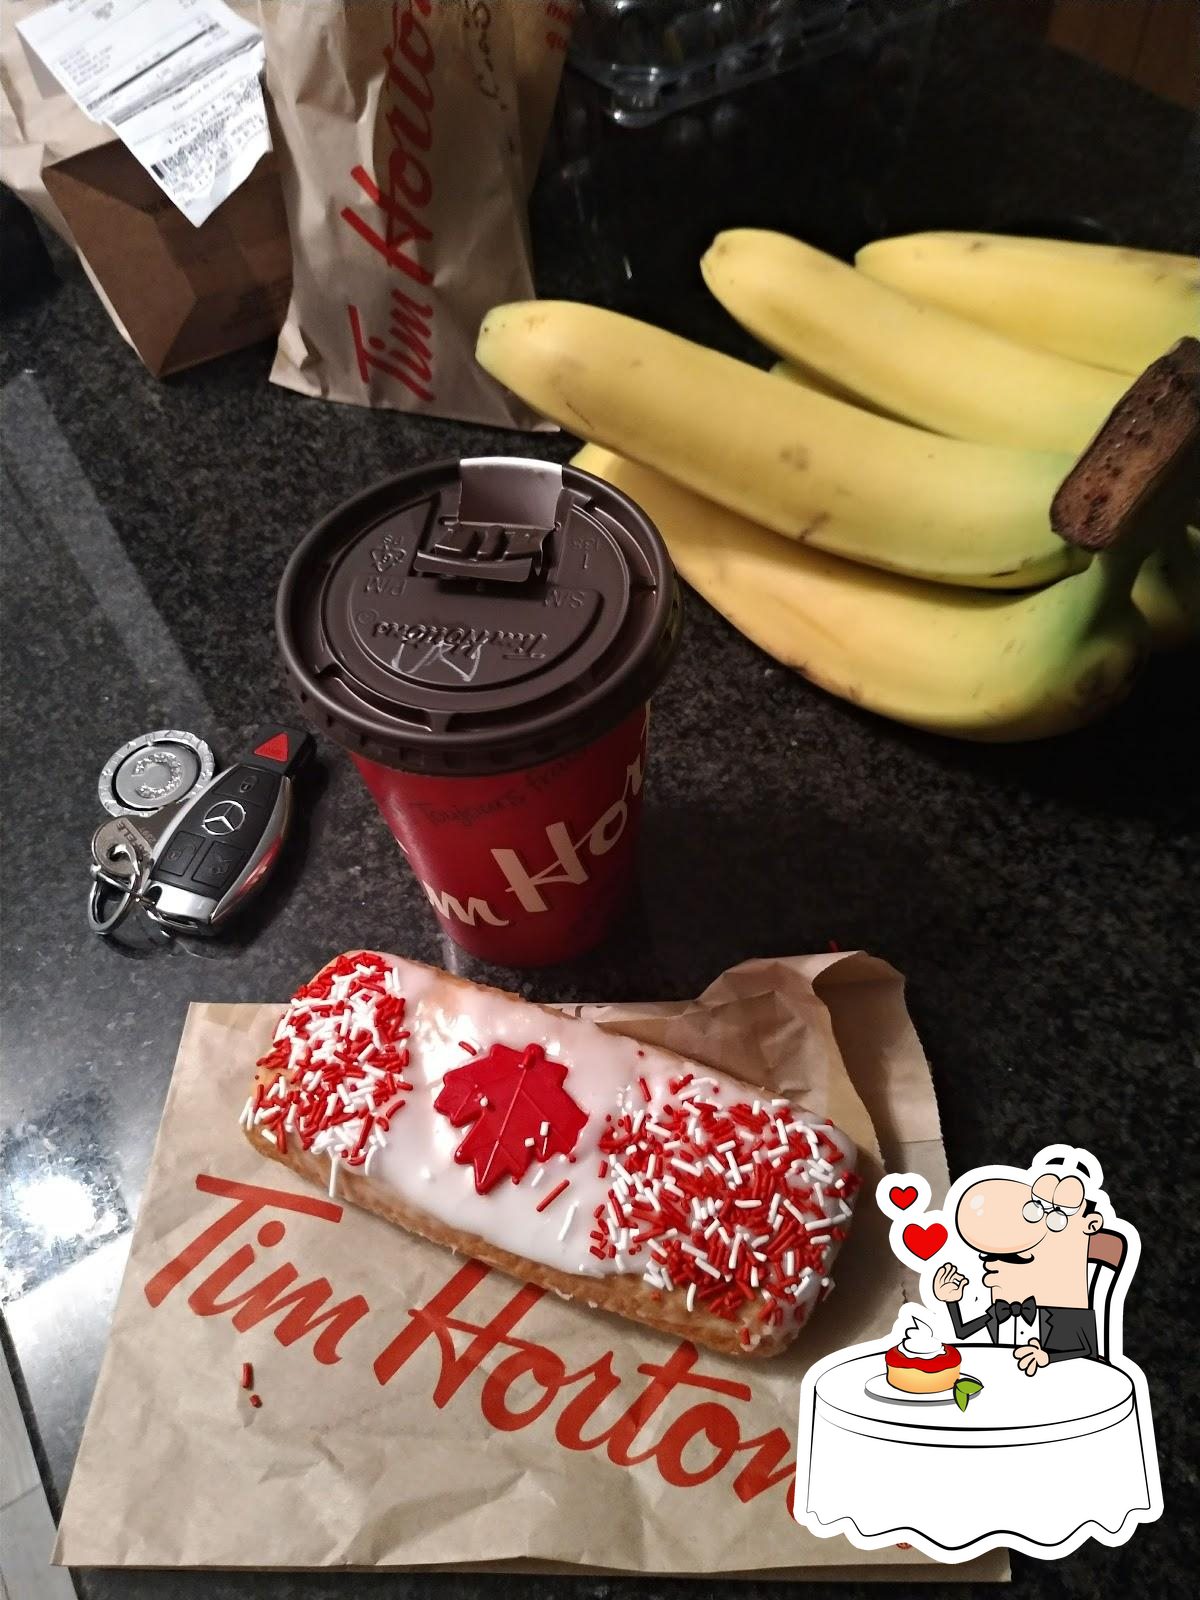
[276,457,682,777]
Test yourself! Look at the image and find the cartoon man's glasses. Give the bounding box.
[1022,1196,1081,1231]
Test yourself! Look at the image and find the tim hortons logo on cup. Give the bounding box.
[341,0,437,402]
[419,738,645,929]
[144,1174,799,1509]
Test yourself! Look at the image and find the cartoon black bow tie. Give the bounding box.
[994,1296,1037,1323]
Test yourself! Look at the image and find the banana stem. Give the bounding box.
[1052,338,1200,567]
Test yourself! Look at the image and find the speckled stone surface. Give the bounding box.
[0,5,1197,1598]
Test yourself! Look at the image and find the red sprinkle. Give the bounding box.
[535,1178,571,1214]
[249,1394,263,1409]
[638,1076,652,1103]
[458,1040,477,1054]
[240,1362,253,1391]
[249,954,413,1167]
[592,1095,853,1323]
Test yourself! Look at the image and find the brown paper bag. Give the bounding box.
[1,0,292,377]
[260,0,557,427]
[512,0,576,192]
[54,952,1007,1581]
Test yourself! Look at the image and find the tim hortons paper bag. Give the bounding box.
[511,0,576,192]
[259,0,553,427]
[2,0,291,377]
[54,952,1007,1581]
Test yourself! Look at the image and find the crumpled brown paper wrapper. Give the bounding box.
[54,952,1007,1581]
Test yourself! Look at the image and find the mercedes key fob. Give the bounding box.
[141,727,313,935]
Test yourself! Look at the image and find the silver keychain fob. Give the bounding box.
[140,728,313,935]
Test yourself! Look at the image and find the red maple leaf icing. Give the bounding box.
[434,1042,588,1194]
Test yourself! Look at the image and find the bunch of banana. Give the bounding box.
[478,300,1079,588]
[702,229,1200,649]
[476,240,1199,741]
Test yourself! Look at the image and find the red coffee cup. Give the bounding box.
[276,457,681,965]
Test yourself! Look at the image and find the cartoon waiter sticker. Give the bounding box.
[932,1154,1103,1374]
[795,1146,1163,1563]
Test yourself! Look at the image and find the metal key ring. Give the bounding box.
[87,871,140,936]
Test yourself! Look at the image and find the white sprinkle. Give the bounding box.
[679,1240,705,1259]
[716,1140,738,1153]
[328,1156,339,1198]
[531,1165,546,1189]
[672,1158,703,1178]
[734,1198,758,1208]
[539,1121,550,1137]
[785,1200,808,1225]
[768,1193,782,1225]
[557,1202,578,1242]
[785,1251,796,1277]
[703,1219,721,1240]
[729,1235,741,1269]
[686,1283,697,1313]
[775,1117,790,1145]
[524,1137,536,1148]
[810,1235,831,1247]
[724,1151,740,1180]
[695,1256,722,1279]
[750,1267,759,1288]
[479,1096,490,1109]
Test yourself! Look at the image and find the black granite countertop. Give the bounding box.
[1,4,1197,1598]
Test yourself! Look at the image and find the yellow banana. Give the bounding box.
[476,300,1080,589]
[769,340,1200,650]
[1131,527,1200,650]
[572,446,1146,742]
[770,358,903,421]
[703,229,1127,452]
[855,232,1200,376]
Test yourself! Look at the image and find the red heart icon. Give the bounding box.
[903,1222,948,1260]
[889,1185,918,1211]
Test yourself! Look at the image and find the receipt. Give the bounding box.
[17,0,270,226]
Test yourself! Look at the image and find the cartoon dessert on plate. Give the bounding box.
[864,1317,983,1408]
[885,1317,961,1393]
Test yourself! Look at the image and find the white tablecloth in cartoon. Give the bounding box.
[804,1347,1152,1558]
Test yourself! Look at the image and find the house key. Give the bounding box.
[87,805,182,935]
